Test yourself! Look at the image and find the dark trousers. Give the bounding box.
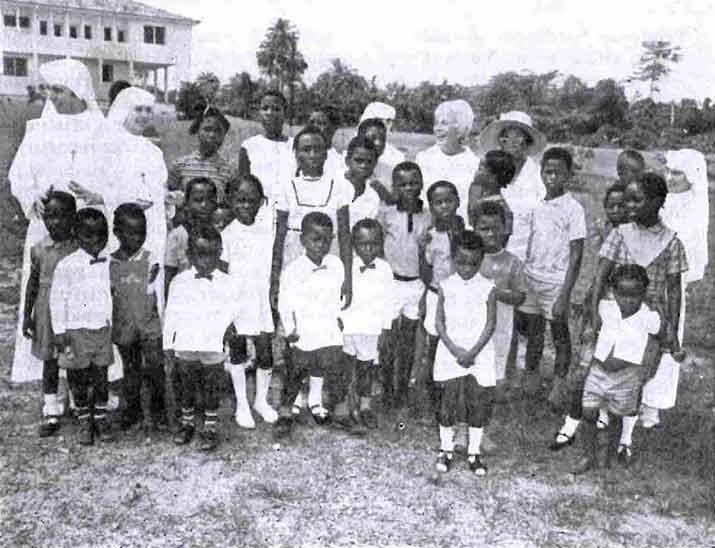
[515,311,572,377]
[67,365,109,417]
[227,331,273,370]
[381,317,418,407]
[350,356,374,398]
[409,333,440,419]
[438,375,494,428]
[177,360,222,415]
[282,346,348,411]
[42,358,59,394]
[117,338,166,422]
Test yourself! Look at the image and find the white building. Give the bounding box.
[0,0,198,101]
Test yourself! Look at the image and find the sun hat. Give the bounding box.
[478,111,547,157]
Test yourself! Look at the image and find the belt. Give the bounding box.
[427,285,439,294]
[393,273,420,282]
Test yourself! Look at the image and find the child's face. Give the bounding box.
[604,190,626,226]
[393,170,423,205]
[300,224,333,264]
[353,227,382,266]
[498,127,528,159]
[346,146,377,182]
[363,126,386,157]
[189,237,221,276]
[211,208,233,232]
[198,116,226,156]
[114,215,146,256]
[614,278,646,318]
[474,169,500,197]
[43,198,74,242]
[186,183,217,223]
[625,181,659,225]
[230,181,263,225]
[308,111,336,146]
[429,186,459,223]
[454,246,483,280]
[541,158,570,198]
[77,219,108,257]
[295,133,327,177]
[616,156,644,185]
[474,214,504,253]
[260,96,285,135]
[434,112,461,149]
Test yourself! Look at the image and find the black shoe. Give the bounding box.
[273,416,293,440]
[310,405,331,426]
[78,418,94,446]
[617,444,633,467]
[93,419,114,442]
[359,409,378,429]
[198,430,219,452]
[549,432,575,452]
[173,424,195,445]
[468,454,487,476]
[435,451,454,473]
[39,417,60,438]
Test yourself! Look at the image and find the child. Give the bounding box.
[376,162,432,409]
[574,265,662,474]
[340,218,395,428]
[434,231,497,475]
[211,202,234,232]
[274,212,350,438]
[22,190,77,437]
[357,118,395,203]
[516,147,585,398]
[307,106,342,175]
[222,175,278,428]
[50,208,114,446]
[163,225,241,451]
[616,149,646,187]
[110,203,166,432]
[342,136,381,228]
[468,150,516,239]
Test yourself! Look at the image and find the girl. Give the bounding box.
[342,136,381,228]
[308,106,342,175]
[239,91,294,205]
[416,99,480,221]
[592,172,688,460]
[22,191,77,437]
[434,230,497,476]
[467,150,517,238]
[222,175,278,428]
[356,118,398,204]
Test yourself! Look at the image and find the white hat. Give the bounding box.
[478,111,547,156]
[39,58,99,112]
[360,102,396,123]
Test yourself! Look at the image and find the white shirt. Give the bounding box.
[524,192,586,284]
[163,267,242,353]
[344,173,381,229]
[340,256,395,335]
[221,208,273,287]
[279,254,344,351]
[416,144,480,220]
[50,248,112,334]
[242,134,294,203]
[502,156,546,261]
[594,300,661,364]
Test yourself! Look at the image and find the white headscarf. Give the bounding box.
[434,99,475,140]
[360,102,396,124]
[106,86,155,127]
[38,58,100,112]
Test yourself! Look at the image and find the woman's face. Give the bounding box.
[124,104,154,136]
[498,127,528,158]
[48,84,85,115]
[434,111,461,149]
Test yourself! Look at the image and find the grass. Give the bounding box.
[1,99,714,547]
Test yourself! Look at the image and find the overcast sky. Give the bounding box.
[153,0,715,102]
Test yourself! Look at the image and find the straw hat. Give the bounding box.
[478,111,547,156]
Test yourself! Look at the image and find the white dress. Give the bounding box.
[242,134,294,204]
[502,156,546,261]
[433,273,496,386]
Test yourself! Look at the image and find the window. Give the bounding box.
[4,56,28,77]
[104,26,112,41]
[3,14,16,27]
[155,26,165,45]
[19,16,29,28]
[84,25,91,39]
[117,29,125,43]
[54,23,62,37]
[69,25,77,38]
[102,64,113,83]
[143,25,166,45]
[40,20,47,35]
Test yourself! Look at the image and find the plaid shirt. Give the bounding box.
[600,223,688,312]
[167,150,238,204]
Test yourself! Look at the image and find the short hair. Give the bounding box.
[637,172,668,202]
[187,223,222,255]
[108,80,131,106]
[472,200,506,226]
[76,208,108,236]
[346,136,378,160]
[434,100,474,140]
[351,218,383,241]
[541,147,573,172]
[603,183,627,207]
[357,118,386,136]
[484,150,517,187]
[618,149,645,168]
[113,202,146,227]
[292,124,327,151]
[310,105,340,128]
[392,161,422,185]
[451,230,484,255]
[301,211,333,233]
[44,190,76,213]
[427,180,459,205]
[227,174,265,202]
[186,177,217,201]
[189,104,230,136]
[610,264,650,290]
[261,90,288,109]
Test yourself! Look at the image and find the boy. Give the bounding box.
[110,203,166,433]
[274,212,349,438]
[376,162,432,410]
[50,208,114,446]
[616,149,645,187]
[468,150,516,239]
[516,147,586,398]
[340,219,395,429]
[163,224,240,451]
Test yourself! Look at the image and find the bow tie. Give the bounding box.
[195,272,213,280]
[89,257,107,265]
[312,265,327,272]
[359,263,376,273]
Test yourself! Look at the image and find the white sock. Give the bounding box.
[598,408,610,427]
[468,427,484,455]
[227,362,250,410]
[308,376,324,409]
[561,415,580,437]
[43,393,57,416]
[516,335,528,370]
[439,425,455,452]
[620,415,638,446]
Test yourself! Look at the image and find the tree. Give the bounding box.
[308,58,371,126]
[175,81,203,119]
[587,79,629,129]
[221,72,257,118]
[196,72,220,104]
[630,40,682,97]
[256,18,308,123]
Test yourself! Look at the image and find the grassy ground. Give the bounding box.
[1,100,714,547]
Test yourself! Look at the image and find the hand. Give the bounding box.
[551,292,569,320]
[148,263,160,284]
[22,315,35,339]
[369,180,394,203]
[341,279,352,309]
[269,280,280,310]
[457,352,475,368]
[665,322,680,354]
[337,317,344,332]
[68,181,102,205]
[165,190,185,208]
[285,330,300,344]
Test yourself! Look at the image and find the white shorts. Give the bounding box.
[423,288,439,336]
[394,278,424,321]
[343,334,379,363]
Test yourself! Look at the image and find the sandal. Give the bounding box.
[616,444,633,467]
[468,454,487,476]
[309,404,331,426]
[548,431,575,452]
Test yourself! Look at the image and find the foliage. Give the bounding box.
[630,40,683,97]
[220,72,260,119]
[196,72,221,104]
[306,58,372,127]
[175,81,203,119]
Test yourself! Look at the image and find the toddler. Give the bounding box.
[468,150,516,240]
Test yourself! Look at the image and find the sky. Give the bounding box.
[152,0,715,102]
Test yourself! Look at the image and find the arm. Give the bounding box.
[462,289,497,365]
[418,230,433,287]
[22,252,41,338]
[49,263,69,351]
[435,287,465,360]
[270,210,289,310]
[277,268,297,340]
[553,238,584,319]
[238,146,251,176]
[164,266,178,303]
[591,257,614,332]
[162,280,179,352]
[665,273,682,353]
[337,205,352,308]
[467,182,482,228]
[369,178,396,205]
[495,260,526,306]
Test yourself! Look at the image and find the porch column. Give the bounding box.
[163,66,168,102]
[153,68,157,90]
[15,7,20,29]
[129,59,134,83]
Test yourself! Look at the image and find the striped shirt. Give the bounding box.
[167,150,238,203]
